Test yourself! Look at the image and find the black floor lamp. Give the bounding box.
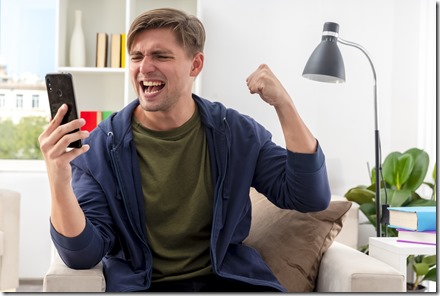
[302,22,386,237]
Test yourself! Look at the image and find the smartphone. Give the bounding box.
[45,72,82,148]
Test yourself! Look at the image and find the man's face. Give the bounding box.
[129,28,199,113]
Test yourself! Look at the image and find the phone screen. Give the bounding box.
[45,73,82,148]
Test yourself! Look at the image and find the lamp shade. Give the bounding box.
[302,22,345,83]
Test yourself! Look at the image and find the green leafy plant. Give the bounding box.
[344,148,436,290]
[407,254,436,291]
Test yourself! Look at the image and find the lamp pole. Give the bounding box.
[337,38,382,237]
[303,22,387,237]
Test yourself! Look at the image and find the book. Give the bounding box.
[397,228,436,245]
[388,206,436,231]
[110,34,121,68]
[102,111,114,120]
[120,33,126,68]
[80,111,102,132]
[96,33,108,67]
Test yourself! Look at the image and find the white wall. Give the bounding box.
[0,160,51,279]
[3,0,436,279]
[198,0,436,196]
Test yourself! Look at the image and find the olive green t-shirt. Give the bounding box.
[132,108,213,282]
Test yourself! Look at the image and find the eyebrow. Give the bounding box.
[129,49,174,56]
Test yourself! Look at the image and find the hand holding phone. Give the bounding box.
[45,73,82,148]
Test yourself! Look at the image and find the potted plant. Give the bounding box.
[406,254,436,291]
[344,148,436,291]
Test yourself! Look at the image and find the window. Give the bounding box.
[0,93,5,108]
[0,0,55,160]
[15,94,24,108]
[32,94,40,109]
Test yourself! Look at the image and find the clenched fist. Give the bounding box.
[246,64,291,108]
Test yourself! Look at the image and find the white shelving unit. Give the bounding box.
[369,237,436,292]
[54,0,198,113]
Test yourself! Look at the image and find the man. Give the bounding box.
[39,8,330,292]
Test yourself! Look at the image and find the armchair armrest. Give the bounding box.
[316,241,405,292]
[0,189,20,291]
[43,252,105,292]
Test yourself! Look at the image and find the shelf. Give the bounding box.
[369,237,437,292]
[57,66,126,74]
[369,237,436,255]
[56,0,197,109]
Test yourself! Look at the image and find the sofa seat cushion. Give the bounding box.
[244,188,351,292]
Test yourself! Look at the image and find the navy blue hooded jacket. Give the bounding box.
[50,94,331,292]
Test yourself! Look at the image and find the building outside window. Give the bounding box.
[0,93,5,108]
[15,94,24,108]
[32,94,40,109]
[0,0,55,160]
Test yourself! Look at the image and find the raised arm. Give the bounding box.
[38,104,90,237]
[246,64,317,154]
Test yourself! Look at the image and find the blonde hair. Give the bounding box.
[127,8,205,57]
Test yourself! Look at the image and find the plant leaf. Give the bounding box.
[388,189,412,207]
[405,199,436,207]
[423,267,437,282]
[413,262,429,276]
[382,152,400,187]
[395,154,414,189]
[402,148,429,191]
[382,152,414,190]
[422,255,437,267]
[345,187,375,205]
[370,167,376,185]
[359,202,377,227]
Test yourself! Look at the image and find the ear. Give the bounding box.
[190,52,204,77]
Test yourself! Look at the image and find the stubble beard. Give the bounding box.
[138,93,178,113]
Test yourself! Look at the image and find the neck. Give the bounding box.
[135,98,196,131]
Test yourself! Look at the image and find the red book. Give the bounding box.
[80,111,102,132]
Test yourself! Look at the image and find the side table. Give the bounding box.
[369,237,436,291]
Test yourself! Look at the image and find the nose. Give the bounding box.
[139,56,155,74]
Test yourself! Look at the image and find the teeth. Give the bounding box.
[145,89,160,94]
[142,80,164,94]
[143,81,163,86]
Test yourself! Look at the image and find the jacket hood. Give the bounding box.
[96,94,228,149]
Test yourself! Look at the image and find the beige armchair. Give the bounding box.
[44,190,405,292]
[0,189,20,292]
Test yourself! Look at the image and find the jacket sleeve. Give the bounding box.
[50,160,116,270]
[252,130,331,212]
[50,218,109,269]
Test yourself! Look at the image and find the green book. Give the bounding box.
[102,111,114,120]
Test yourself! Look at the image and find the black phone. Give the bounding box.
[45,72,82,148]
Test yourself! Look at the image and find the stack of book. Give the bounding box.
[80,111,114,132]
[96,32,126,68]
[387,206,436,246]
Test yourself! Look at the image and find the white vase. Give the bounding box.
[69,10,86,67]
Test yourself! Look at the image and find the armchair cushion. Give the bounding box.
[43,253,105,292]
[0,231,4,256]
[244,189,351,292]
[0,189,20,291]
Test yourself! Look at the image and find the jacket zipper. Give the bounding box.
[208,119,283,291]
[210,116,230,274]
[107,131,153,287]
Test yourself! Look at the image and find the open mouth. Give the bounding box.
[141,80,165,95]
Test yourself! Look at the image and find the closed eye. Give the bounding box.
[153,53,174,60]
[130,53,143,62]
